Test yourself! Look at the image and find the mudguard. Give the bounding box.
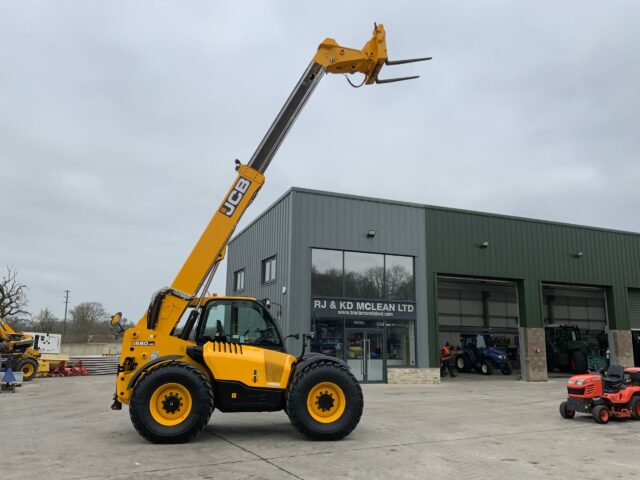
[292,353,350,378]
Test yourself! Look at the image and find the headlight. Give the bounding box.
[576,379,588,386]
[567,379,576,385]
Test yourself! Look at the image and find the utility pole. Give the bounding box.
[63,290,70,337]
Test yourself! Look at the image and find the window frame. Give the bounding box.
[310,248,415,301]
[196,299,285,351]
[262,255,277,285]
[233,268,245,293]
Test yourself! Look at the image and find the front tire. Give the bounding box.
[480,362,493,375]
[500,362,513,375]
[287,360,363,441]
[559,401,575,419]
[15,357,39,381]
[129,362,213,444]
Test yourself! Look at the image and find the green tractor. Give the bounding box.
[545,324,608,374]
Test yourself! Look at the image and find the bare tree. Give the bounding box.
[0,266,29,320]
[34,308,62,334]
[67,301,111,342]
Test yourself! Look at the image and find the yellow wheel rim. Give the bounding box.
[22,363,35,377]
[306,381,346,424]
[149,383,193,426]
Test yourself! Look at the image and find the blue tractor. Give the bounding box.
[454,332,513,375]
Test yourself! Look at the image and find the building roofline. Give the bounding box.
[229,186,640,244]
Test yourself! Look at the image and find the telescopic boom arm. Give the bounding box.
[139,23,429,334]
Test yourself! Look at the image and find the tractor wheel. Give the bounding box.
[456,355,470,373]
[571,352,588,374]
[500,362,513,376]
[480,362,493,375]
[559,401,575,419]
[129,362,213,444]
[287,360,363,441]
[592,405,610,424]
[15,357,39,381]
[629,396,640,420]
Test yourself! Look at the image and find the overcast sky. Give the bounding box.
[1,1,639,323]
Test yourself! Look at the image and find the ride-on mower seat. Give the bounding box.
[603,364,625,392]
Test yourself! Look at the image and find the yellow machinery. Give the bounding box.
[0,316,40,381]
[111,23,428,443]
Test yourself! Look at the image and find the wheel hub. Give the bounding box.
[316,392,335,412]
[161,393,183,414]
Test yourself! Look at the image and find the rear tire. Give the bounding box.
[129,362,213,444]
[592,405,610,424]
[15,357,39,381]
[456,355,467,372]
[629,396,640,420]
[572,352,588,374]
[559,401,575,419]
[287,360,363,441]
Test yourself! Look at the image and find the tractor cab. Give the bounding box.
[195,298,286,353]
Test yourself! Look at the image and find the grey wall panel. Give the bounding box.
[288,189,430,367]
[226,194,293,341]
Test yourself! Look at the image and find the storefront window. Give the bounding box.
[386,320,416,367]
[311,319,344,358]
[311,249,343,297]
[344,251,384,299]
[385,255,414,300]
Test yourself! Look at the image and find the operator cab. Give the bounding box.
[195,298,286,353]
[460,333,494,350]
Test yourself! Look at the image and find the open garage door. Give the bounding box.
[543,284,608,373]
[437,276,520,375]
[629,288,640,366]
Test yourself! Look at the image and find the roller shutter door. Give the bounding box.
[629,288,640,329]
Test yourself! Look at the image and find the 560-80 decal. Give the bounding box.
[130,341,155,347]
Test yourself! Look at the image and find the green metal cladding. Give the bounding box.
[424,207,640,365]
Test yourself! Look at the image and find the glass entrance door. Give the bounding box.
[345,330,385,383]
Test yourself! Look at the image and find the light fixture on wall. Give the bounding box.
[574,251,584,258]
[479,240,489,248]
[366,229,377,238]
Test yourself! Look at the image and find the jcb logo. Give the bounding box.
[220,178,251,217]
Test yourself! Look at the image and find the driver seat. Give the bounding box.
[603,364,625,392]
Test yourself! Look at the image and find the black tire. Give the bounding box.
[572,351,588,374]
[480,362,493,375]
[129,362,213,444]
[456,355,470,373]
[559,401,575,419]
[630,396,640,420]
[500,362,513,376]
[546,344,555,372]
[592,405,610,424]
[287,360,363,441]
[15,357,39,381]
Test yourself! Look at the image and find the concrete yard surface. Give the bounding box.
[1,374,639,480]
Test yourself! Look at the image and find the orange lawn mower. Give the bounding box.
[559,365,640,424]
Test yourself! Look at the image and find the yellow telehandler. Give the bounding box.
[110,23,428,443]
[0,316,40,381]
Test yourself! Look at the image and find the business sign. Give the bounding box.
[312,298,416,320]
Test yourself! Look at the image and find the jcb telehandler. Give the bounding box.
[0,316,40,381]
[110,24,429,443]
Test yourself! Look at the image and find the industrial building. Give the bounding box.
[226,188,640,383]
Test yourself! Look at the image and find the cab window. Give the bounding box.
[198,300,282,349]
